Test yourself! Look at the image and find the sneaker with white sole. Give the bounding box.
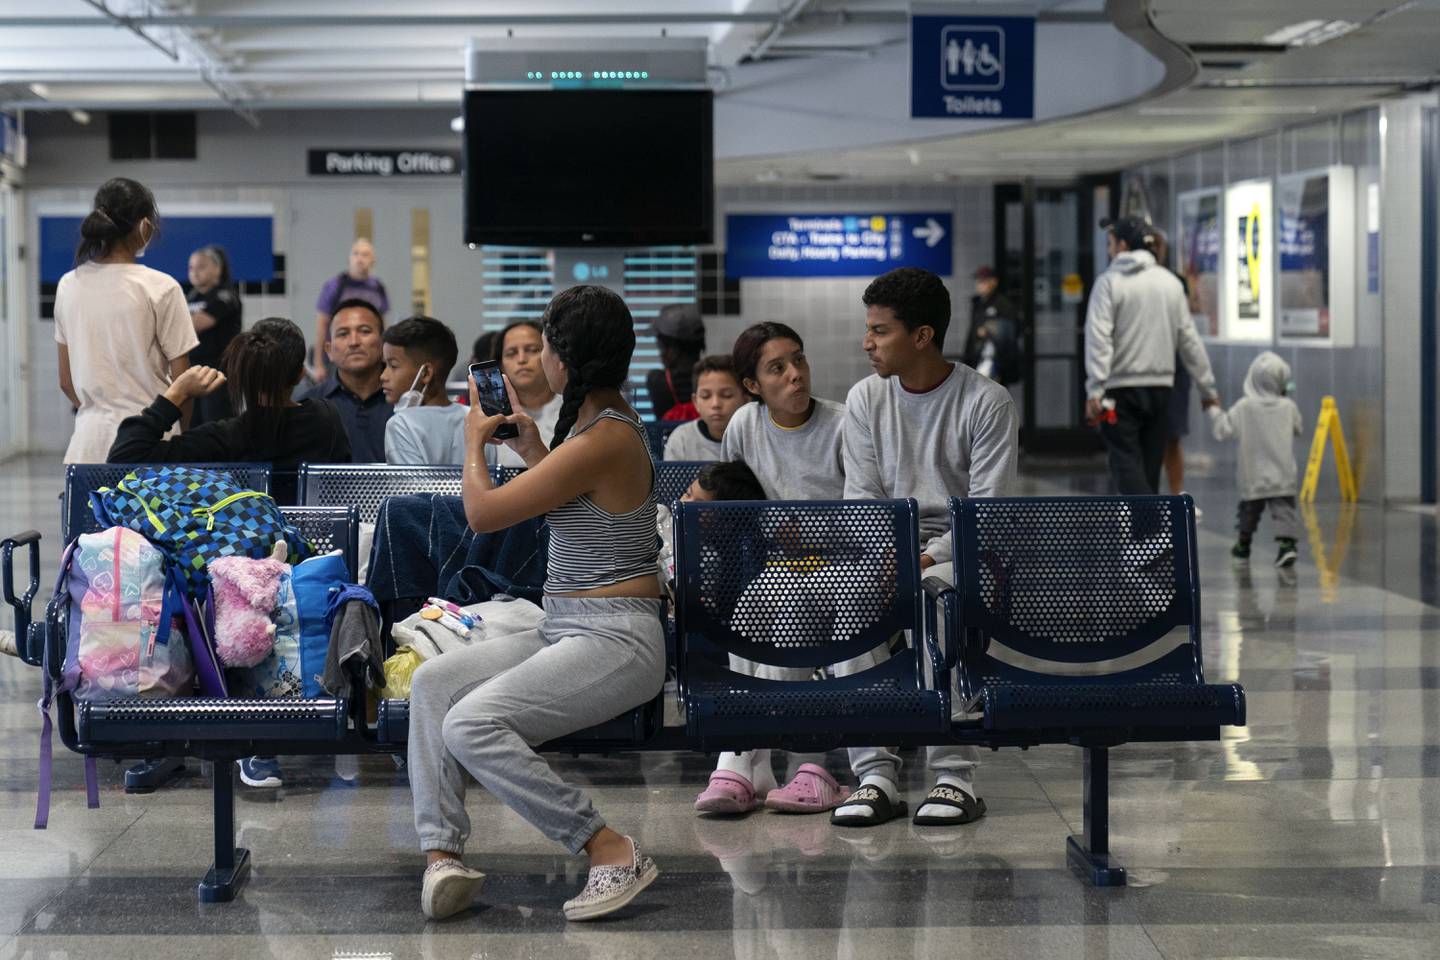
[237,757,282,788]
[562,837,658,922]
[421,858,486,920]
[1275,538,1298,568]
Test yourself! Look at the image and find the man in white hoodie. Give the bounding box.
[1084,217,1220,494]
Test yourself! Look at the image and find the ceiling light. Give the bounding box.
[1261,19,1359,47]
[449,116,464,133]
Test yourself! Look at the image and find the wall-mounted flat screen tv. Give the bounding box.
[463,89,713,246]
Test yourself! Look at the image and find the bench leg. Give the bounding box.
[1066,746,1127,887]
[198,760,251,903]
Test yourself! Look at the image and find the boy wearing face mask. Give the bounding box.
[381,316,466,465]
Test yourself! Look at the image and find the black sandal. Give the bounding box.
[830,785,909,828]
[912,785,987,826]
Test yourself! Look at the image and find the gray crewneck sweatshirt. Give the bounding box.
[720,398,846,500]
[843,364,1017,564]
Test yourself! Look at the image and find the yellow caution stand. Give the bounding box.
[1299,396,1358,503]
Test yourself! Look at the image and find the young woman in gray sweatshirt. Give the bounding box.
[693,321,851,819]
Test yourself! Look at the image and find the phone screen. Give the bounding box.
[469,361,519,439]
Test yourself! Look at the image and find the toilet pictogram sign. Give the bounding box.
[911,14,1034,119]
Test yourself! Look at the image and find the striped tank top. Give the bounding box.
[545,408,660,594]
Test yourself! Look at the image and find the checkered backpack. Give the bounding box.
[91,465,312,598]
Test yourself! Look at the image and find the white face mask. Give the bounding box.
[394,364,429,411]
[135,218,153,259]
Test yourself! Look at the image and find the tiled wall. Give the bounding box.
[1122,109,1386,502]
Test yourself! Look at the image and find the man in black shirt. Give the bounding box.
[295,299,392,462]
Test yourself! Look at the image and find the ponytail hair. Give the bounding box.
[194,244,233,288]
[221,317,307,442]
[75,177,158,265]
[541,285,636,449]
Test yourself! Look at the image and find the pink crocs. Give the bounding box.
[764,763,845,814]
[694,770,759,815]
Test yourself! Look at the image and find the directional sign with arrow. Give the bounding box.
[912,217,947,248]
[724,212,953,278]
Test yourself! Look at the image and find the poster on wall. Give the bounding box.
[1277,165,1355,346]
[1223,179,1274,342]
[1277,172,1330,337]
[1176,188,1221,337]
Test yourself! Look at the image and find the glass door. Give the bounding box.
[995,178,1113,454]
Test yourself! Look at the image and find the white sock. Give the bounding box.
[835,774,899,819]
[715,750,778,795]
[916,774,976,819]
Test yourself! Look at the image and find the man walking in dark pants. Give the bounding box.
[1085,217,1219,494]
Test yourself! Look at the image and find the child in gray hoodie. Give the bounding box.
[1207,351,1302,567]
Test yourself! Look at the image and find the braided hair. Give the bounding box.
[75,177,159,264]
[541,285,636,450]
[220,317,307,443]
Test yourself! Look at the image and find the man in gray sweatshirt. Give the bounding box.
[831,267,1018,830]
[1085,217,1220,494]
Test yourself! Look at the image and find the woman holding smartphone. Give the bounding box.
[407,284,665,923]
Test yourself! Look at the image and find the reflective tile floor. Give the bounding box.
[2,455,1439,959]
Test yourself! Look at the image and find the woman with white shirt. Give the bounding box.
[56,178,197,463]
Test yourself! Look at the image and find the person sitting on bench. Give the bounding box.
[407,285,665,923]
[831,267,1017,830]
[108,316,352,504]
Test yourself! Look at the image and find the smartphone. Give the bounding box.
[469,361,519,440]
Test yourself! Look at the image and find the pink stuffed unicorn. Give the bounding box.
[210,541,289,668]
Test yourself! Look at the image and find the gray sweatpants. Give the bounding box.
[847,561,981,786]
[1237,496,1299,541]
[409,596,665,856]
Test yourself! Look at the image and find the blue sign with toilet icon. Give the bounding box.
[911,14,1034,119]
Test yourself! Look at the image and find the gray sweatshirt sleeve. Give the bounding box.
[1291,400,1304,436]
[841,386,887,501]
[1083,273,1116,399]
[1174,297,1219,401]
[1207,402,1237,441]
[926,389,1018,566]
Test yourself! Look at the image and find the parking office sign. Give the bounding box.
[911,12,1035,119]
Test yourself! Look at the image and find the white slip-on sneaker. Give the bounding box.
[421,858,486,920]
[562,837,659,922]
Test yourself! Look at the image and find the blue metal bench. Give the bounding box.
[299,463,463,524]
[18,504,360,903]
[946,495,1246,886]
[645,420,684,458]
[674,498,951,752]
[653,460,711,504]
[62,463,273,543]
[1,490,1246,901]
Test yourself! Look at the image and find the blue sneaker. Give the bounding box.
[237,757,282,788]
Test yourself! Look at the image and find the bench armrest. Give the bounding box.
[921,576,958,673]
[2,531,41,666]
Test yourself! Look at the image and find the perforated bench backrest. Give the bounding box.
[280,506,360,580]
[676,498,922,670]
[299,464,462,524]
[646,420,683,458]
[62,463,273,544]
[950,495,1204,697]
[654,460,712,505]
